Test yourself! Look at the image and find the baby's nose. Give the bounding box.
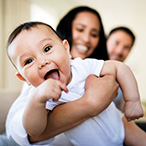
[38,59,50,69]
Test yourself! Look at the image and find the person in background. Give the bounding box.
[107,26,135,62]
[56,6,108,60]
[56,6,146,146]
[106,26,146,145]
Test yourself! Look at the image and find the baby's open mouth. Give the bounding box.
[44,69,60,80]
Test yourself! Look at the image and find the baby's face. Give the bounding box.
[8,25,72,87]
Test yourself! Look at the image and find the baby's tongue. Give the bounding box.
[45,70,59,80]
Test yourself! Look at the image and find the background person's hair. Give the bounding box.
[108,26,136,46]
[56,6,109,60]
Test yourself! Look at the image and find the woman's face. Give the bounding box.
[71,11,100,59]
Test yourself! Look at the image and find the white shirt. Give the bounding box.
[46,58,124,146]
[6,58,124,146]
[46,58,104,110]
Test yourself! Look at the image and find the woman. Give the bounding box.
[56,6,146,146]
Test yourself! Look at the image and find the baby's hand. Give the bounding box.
[34,79,68,103]
[124,100,144,121]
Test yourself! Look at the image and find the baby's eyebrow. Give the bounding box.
[33,38,53,50]
[19,53,30,63]
[39,38,53,43]
[19,54,25,62]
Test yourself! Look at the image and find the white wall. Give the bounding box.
[0,0,31,90]
[0,0,4,88]
[30,0,146,102]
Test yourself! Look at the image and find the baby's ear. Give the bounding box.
[16,72,31,86]
[16,72,26,81]
[62,39,72,58]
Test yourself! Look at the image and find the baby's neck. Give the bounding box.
[66,70,72,86]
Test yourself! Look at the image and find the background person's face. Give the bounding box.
[71,11,100,59]
[107,30,133,62]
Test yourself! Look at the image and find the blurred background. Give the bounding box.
[0,0,146,102]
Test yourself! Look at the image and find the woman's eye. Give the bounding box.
[91,33,98,38]
[24,59,33,66]
[76,28,84,32]
[44,46,52,53]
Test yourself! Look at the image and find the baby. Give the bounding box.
[7,21,143,146]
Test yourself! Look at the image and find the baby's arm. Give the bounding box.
[100,60,143,121]
[23,79,68,137]
[29,75,119,142]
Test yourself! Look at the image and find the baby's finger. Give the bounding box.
[56,81,68,93]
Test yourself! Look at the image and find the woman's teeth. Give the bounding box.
[77,45,88,51]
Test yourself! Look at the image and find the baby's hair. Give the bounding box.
[7,21,61,68]
[7,21,61,48]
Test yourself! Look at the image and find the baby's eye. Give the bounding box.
[44,46,52,53]
[24,59,33,66]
